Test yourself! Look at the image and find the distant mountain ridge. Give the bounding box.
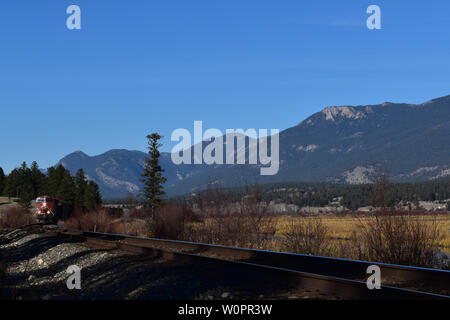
[57,94,450,198]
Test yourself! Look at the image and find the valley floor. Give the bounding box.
[274,214,450,255]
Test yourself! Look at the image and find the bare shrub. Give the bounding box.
[187,213,253,247]
[282,217,332,256]
[193,183,235,217]
[63,203,201,238]
[186,185,277,249]
[238,186,276,248]
[350,170,444,267]
[143,204,202,239]
[147,206,185,239]
[0,207,35,228]
[102,207,123,219]
[63,209,116,233]
[334,230,366,261]
[355,211,443,267]
[109,219,147,236]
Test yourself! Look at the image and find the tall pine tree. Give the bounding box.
[14,162,34,209]
[46,165,66,196]
[18,181,34,210]
[57,170,75,204]
[30,161,46,198]
[140,133,167,217]
[0,167,5,196]
[84,180,102,209]
[74,168,88,206]
[4,168,20,198]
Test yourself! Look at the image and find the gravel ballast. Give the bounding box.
[0,227,339,300]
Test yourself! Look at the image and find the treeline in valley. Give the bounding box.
[165,179,450,212]
[0,162,101,210]
[244,179,450,210]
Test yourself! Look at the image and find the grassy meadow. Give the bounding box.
[275,214,450,255]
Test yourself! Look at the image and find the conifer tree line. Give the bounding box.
[0,162,101,209]
[176,179,450,212]
[239,179,450,211]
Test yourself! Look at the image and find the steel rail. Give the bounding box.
[61,229,450,300]
[75,230,450,286]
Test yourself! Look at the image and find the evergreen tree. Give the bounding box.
[30,161,46,198]
[140,133,167,217]
[74,168,88,206]
[19,162,33,197]
[4,168,20,198]
[84,180,102,209]
[46,165,67,196]
[9,162,34,209]
[57,170,75,204]
[0,167,5,195]
[18,181,34,210]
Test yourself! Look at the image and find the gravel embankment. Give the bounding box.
[0,228,338,300]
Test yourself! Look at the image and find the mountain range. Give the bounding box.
[57,95,450,198]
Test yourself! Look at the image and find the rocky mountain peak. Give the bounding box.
[62,150,89,161]
[422,94,450,105]
[56,94,450,198]
[321,106,369,121]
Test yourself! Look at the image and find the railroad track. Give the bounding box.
[19,224,450,300]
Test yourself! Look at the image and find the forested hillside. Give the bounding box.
[0,162,101,210]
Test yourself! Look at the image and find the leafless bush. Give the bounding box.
[0,207,35,228]
[63,203,202,238]
[193,183,236,217]
[282,217,332,256]
[334,230,366,260]
[238,186,276,248]
[186,185,277,249]
[108,219,148,236]
[146,206,185,239]
[184,212,254,247]
[141,204,202,239]
[63,209,116,233]
[355,211,443,267]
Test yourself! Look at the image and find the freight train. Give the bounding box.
[35,196,62,224]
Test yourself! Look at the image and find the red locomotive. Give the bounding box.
[35,196,62,224]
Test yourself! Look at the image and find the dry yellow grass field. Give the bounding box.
[275,213,450,254]
[0,197,19,212]
[0,197,11,205]
[0,198,36,216]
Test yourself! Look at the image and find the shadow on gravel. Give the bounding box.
[1,234,84,264]
[1,231,307,300]
[0,230,36,245]
[10,253,307,300]
[6,248,109,284]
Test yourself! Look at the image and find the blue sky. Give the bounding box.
[1,0,449,173]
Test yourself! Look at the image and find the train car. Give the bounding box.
[35,196,62,224]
